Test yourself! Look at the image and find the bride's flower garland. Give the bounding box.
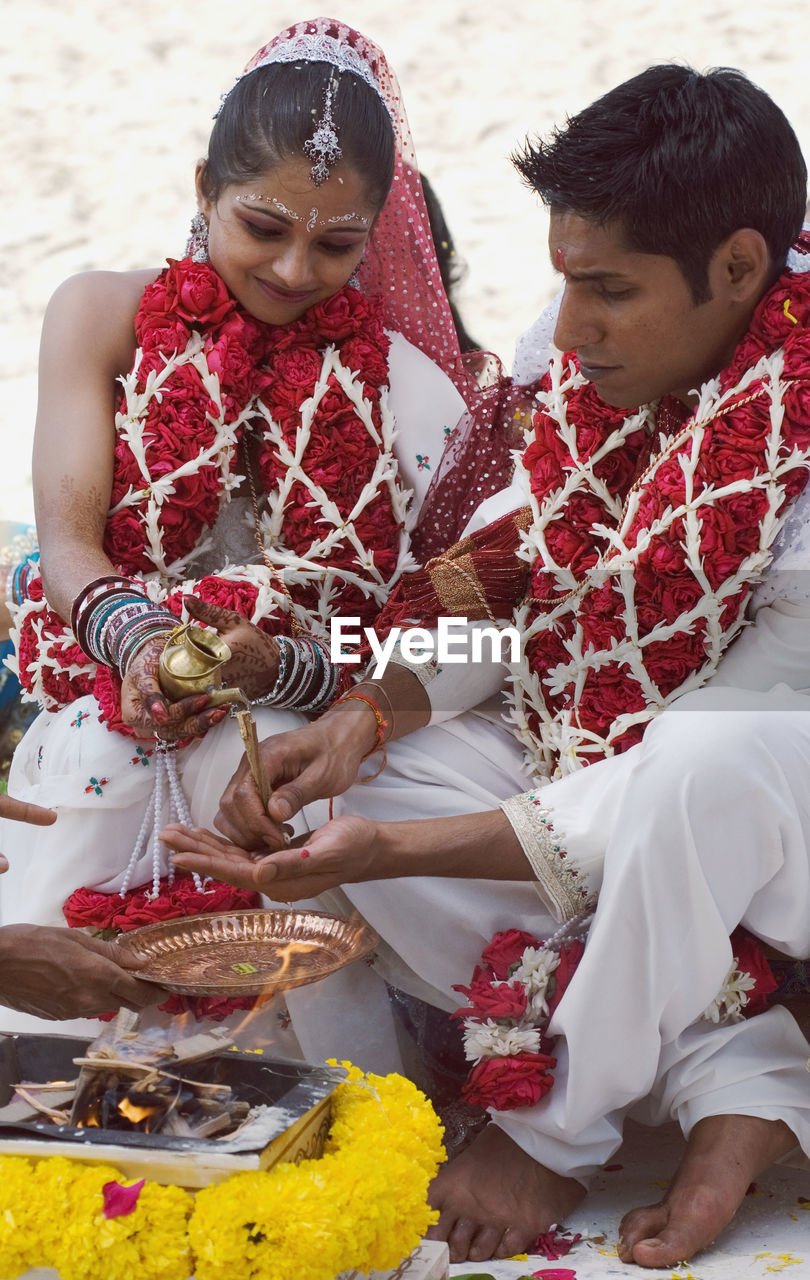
[507,261,810,778]
[456,925,776,1111]
[63,872,261,1022]
[0,1064,445,1280]
[12,258,414,728]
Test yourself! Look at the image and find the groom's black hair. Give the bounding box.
[513,65,808,302]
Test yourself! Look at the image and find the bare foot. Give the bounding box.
[426,1121,586,1263]
[618,1114,797,1269]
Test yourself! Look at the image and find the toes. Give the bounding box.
[618,1202,669,1258]
[632,1235,689,1269]
[467,1223,504,1261]
[495,1225,537,1259]
[447,1215,479,1263]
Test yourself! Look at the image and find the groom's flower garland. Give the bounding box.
[12,257,413,727]
[456,925,776,1111]
[0,1064,445,1280]
[506,262,810,779]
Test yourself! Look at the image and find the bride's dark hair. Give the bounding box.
[201,61,395,210]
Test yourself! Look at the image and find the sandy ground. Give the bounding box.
[3,0,810,525]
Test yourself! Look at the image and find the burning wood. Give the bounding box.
[1,1020,250,1140]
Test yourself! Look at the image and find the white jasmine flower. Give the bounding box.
[463,1019,542,1062]
[702,964,756,1024]
[512,947,560,1019]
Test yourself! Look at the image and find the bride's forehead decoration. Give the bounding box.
[217,17,468,392]
[218,21,393,118]
[303,79,342,186]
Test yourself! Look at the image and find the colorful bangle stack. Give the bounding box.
[7,557,38,609]
[71,576,178,674]
[250,635,348,714]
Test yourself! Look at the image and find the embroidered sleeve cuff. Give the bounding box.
[500,790,595,923]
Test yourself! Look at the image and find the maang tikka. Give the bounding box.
[186,212,210,262]
[304,80,343,186]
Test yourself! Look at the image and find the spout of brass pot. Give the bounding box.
[204,686,249,709]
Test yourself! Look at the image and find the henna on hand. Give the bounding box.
[121,635,223,740]
[183,596,280,699]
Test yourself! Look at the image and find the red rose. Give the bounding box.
[642,632,708,695]
[309,288,367,341]
[103,509,148,572]
[452,966,529,1020]
[159,994,257,1021]
[63,886,121,930]
[137,316,190,357]
[481,929,540,980]
[754,281,810,346]
[462,1051,557,1110]
[93,664,131,736]
[205,330,261,407]
[340,335,390,387]
[576,669,648,734]
[592,444,641,498]
[270,346,326,395]
[657,577,705,626]
[546,941,585,1018]
[163,258,236,328]
[730,927,778,1016]
[181,575,260,622]
[109,874,259,932]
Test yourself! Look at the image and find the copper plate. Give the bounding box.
[118,909,378,997]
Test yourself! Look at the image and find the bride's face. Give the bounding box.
[196,156,377,324]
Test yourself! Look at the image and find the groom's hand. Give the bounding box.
[164,814,380,901]
[214,701,380,850]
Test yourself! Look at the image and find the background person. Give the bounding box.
[0,794,162,1019]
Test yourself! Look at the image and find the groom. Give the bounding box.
[164,65,810,1268]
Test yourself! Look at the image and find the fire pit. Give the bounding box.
[0,1031,337,1187]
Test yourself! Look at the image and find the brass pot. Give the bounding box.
[158,623,232,700]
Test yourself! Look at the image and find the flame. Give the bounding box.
[231,938,318,1041]
[118,1098,158,1124]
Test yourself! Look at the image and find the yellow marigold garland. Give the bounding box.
[0,1067,444,1280]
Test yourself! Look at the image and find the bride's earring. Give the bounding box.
[186,212,210,263]
[348,257,365,289]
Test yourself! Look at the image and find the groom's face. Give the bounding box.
[549,211,746,408]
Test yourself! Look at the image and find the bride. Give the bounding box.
[0,17,502,1039]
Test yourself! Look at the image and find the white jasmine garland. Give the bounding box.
[462,1020,543,1061]
[511,946,560,1019]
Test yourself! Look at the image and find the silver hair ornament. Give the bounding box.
[186,211,210,262]
[216,30,392,120]
[303,82,342,186]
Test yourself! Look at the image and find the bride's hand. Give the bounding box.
[121,635,229,740]
[183,596,281,699]
[163,814,380,901]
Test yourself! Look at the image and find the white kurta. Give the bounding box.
[290,477,810,1177]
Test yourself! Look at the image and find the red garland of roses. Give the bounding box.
[16,257,398,723]
[454,926,776,1111]
[63,873,262,1022]
[521,263,810,761]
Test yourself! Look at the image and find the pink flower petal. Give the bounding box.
[102,1178,145,1218]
